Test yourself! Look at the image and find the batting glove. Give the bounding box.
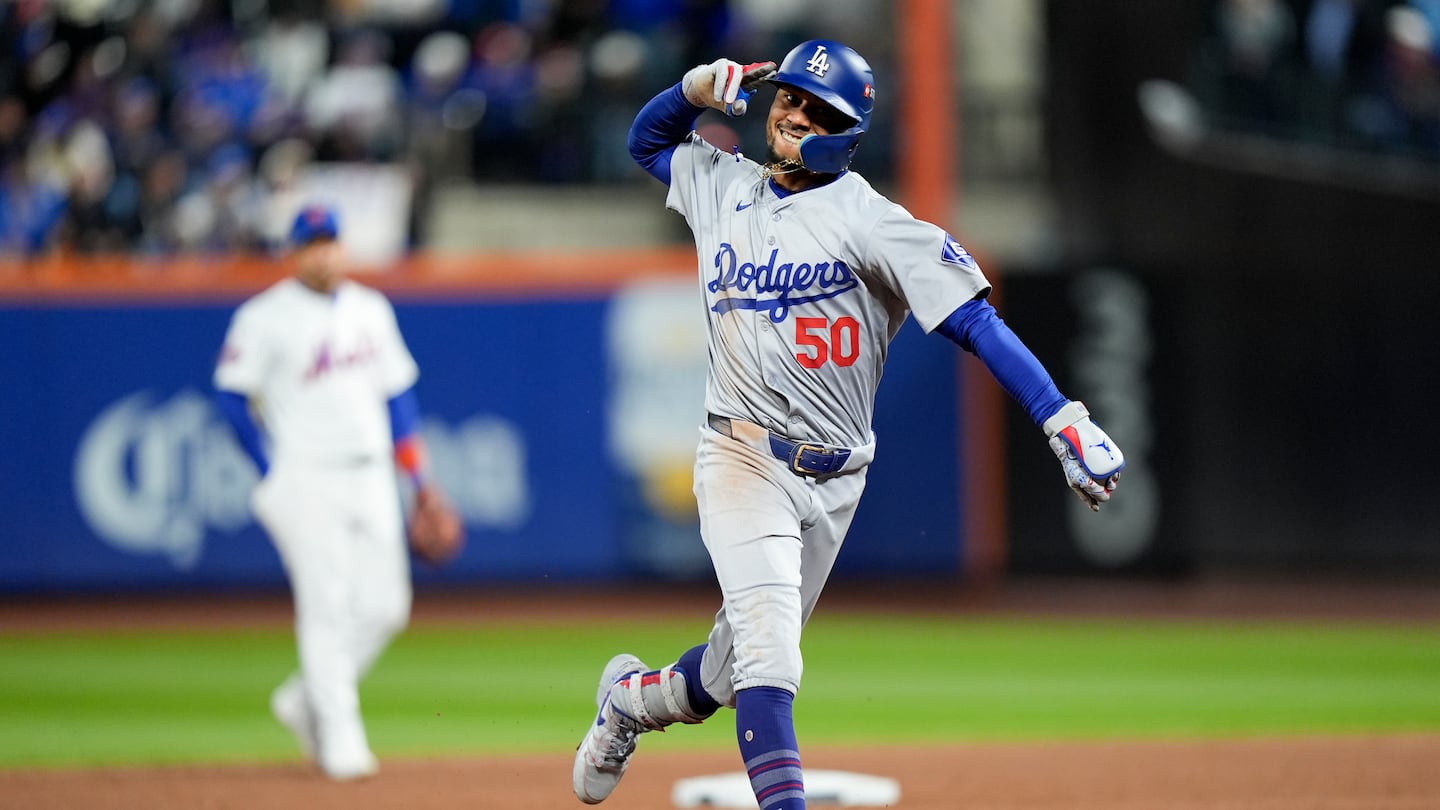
[1042,401,1125,512]
[682,59,777,117]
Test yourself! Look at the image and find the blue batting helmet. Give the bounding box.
[290,205,339,245]
[768,40,875,173]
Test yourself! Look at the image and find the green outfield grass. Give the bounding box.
[2,613,1438,769]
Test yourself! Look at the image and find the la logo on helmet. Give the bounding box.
[805,45,830,76]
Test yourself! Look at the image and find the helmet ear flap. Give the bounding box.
[797,129,864,174]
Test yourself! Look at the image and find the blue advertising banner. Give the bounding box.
[0,282,962,593]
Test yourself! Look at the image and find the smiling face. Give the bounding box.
[765,84,857,177]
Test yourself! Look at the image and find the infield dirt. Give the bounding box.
[3,734,1438,809]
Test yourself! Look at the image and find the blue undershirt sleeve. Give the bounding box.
[213,389,269,476]
[628,83,703,185]
[387,386,421,443]
[935,298,1070,428]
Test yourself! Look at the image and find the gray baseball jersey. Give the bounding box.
[667,134,992,449]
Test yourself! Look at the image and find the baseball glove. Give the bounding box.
[408,485,464,566]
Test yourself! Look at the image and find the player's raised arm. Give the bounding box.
[627,60,775,184]
[626,84,699,184]
[681,59,777,116]
[937,297,1125,511]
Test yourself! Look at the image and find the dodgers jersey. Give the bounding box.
[667,134,992,448]
[214,278,419,466]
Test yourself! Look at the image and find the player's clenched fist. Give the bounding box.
[682,58,777,116]
[1042,401,1125,511]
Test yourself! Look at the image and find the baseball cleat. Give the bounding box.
[319,746,379,782]
[270,676,319,761]
[572,653,649,804]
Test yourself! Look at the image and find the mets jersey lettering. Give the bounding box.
[215,279,418,465]
[303,335,379,382]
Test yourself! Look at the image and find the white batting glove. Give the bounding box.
[682,59,777,116]
[1042,401,1125,512]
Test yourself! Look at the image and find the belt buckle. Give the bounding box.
[791,442,829,475]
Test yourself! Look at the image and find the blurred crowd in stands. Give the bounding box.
[0,0,888,258]
[12,0,1431,260]
[1193,0,1440,158]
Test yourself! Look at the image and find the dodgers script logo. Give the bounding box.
[708,242,859,322]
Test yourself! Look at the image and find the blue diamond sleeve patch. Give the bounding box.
[941,235,975,266]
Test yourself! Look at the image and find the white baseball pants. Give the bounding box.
[251,459,411,761]
[692,421,868,706]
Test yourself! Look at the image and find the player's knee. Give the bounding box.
[384,602,410,637]
[706,678,739,709]
[360,592,410,639]
[732,673,802,695]
[726,586,804,693]
[730,586,802,645]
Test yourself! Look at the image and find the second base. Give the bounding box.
[672,769,901,808]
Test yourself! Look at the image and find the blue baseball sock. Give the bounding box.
[673,644,722,717]
[735,686,804,810]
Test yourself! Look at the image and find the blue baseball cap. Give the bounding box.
[290,205,339,245]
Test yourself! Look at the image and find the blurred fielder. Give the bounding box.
[572,41,1125,808]
[214,205,461,780]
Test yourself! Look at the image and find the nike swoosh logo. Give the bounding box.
[735,201,752,212]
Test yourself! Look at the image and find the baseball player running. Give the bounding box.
[572,41,1125,809]
[214,205,454,780]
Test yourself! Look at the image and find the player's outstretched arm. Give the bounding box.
[936,297,1124,510]
[1042,401,1124,511]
